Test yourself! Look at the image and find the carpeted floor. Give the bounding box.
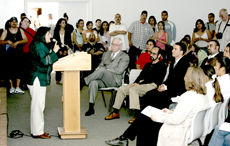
[7,72,136,146]
[6,72,202,146]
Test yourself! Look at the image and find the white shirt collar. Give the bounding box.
[208,53,218,59]
[174,56,183,67]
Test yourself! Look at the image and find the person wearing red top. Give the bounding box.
[20,17,36,88]
[135,39,155,69]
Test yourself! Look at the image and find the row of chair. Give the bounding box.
[189,98,230,145]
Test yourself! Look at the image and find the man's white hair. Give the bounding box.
[112,37,123,46]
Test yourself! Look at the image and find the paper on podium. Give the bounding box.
[141,106,162,118]
[53,52,91,71]
[219,122,230,132]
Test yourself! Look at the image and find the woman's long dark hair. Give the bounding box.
[30,27,50,48]
[194,19,206,33]
[202,65,224,103]
[76,19,84,28]
[148,16,157,26]
[99,21,109,36]
[54,18,67,33]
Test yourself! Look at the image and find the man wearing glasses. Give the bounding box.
[84,37,129,116]
[105,47,166,122]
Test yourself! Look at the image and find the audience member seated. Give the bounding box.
[184,34,192,46]
[84,37,129,116]
[81,32,105,74]
[73,19,84,52]
[105,46,166,123]
[0,17,28,94]
[148,15,157,32]
[99,21,111,50]
[109,13,129,52]
[188,43,208,66]
[105,66,210,146]
[201,40,223,67]
[82,21,99,43]
[182,40,198,66]
[208,123,230,146]
[53,18,72,84]
[92,19,101,34]
[135,39,156,69]
[192,19,212,54]
[208,114,230,146]
[140,42,190,111]
[19,17,36,89]
[211,57,230,101]
[223,43,230,58]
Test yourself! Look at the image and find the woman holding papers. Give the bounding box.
[105,66,210,146]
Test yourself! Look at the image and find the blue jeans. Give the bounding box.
[208,124,230,146]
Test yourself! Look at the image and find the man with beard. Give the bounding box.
[0,17,28,94]
[84,37,129,116]
[82,32,105,73]
[105,47,166,122]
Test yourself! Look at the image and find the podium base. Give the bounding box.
[58,127,88,139]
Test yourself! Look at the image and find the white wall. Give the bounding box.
[0,0,230,42]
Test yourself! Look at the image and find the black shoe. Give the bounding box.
[85,109,95,116]
[105,136,128,146]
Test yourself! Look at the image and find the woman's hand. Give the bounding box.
[53,41,60,53]
[150,114,156,121]
[162,108,173,114]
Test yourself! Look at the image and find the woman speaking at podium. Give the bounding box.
[27,27,60,139]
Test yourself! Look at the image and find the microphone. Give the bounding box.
[51,38,75,56]
[51,38,65,48]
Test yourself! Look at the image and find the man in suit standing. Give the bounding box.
[84,37,129,116]
[141,42,190,111]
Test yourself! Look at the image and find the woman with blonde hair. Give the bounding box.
[105,66,210,146]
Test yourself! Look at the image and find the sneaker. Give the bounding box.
[15,87,25,94]
[105,136,128,146]
[9,87,15,94]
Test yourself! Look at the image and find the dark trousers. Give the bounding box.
[128,46,142,69]
[123,114,162,146]
[141,89,173,110]
[21,52,30,85]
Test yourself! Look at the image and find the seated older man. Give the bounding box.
[84,37,129,116]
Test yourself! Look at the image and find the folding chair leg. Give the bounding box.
[101,91,107,108]
[109,91,116,112]
[197,139,202,146]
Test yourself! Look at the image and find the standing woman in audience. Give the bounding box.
[192,19,212,54]
[53,18,72,84]
[135,39,156,69]
[105,66,210,146]
[73,19,84,52]
[223,43,230,58]
[82,21,99,43]
[148,16,157,32]
[27,27,59,139]
[99,21,111,51]
[151,21,168,59]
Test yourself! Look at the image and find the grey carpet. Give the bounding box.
[7,72,137,146]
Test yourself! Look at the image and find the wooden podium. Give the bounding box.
[53,52,91,139]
